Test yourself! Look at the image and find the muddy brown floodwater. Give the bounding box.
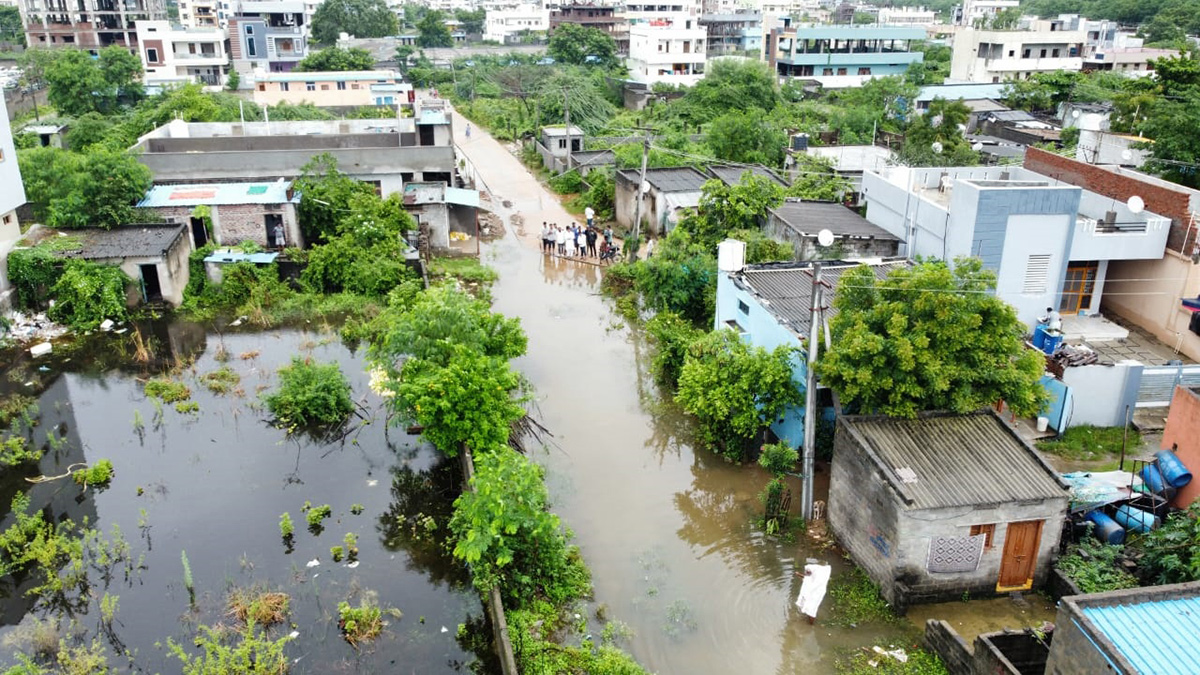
[482,229,1056,674]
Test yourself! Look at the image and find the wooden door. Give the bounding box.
[1059,262,1098,313]
[997,520,1043,591]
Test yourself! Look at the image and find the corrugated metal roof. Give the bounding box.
[708,165,788,187]
[139,181,295,207]
[735,259,910,336]
[984,110,1038,122]
[770,201,899,240]
[203,249,279,264]
[445,187,480,207]
[55,224,186,260]
[917,82,1007,102]
[1082,594,1200,675]
[618,166,710,193]
[842,413,1069,509]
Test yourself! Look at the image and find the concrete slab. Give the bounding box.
[1062,313,1129,342]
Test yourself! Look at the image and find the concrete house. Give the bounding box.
[714,250,909,446]
[137,181,302,250]
[402,182,480,251]
[615,166,709,234]
[860,164,1172,328]
[765,22,925,88]
[949,18,1086,84]
[251,71,411,108]
[1045,581,1200,675]
[626,17,708,87]
[830,411,1069,611]
[135,20,229,89]
[537,125,584,174]
[55,225,192,306]
[1,101,27,307]
[1161,385,1200,509]
[766,201,900,260]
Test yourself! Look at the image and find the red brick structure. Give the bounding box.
[1161,385,1200,508]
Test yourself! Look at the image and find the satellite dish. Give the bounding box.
[1127,195,1145,214]
[971,142,984,151]
[1071,109,1080,118]
[931,141,944,153]
[640,181,651,194]
[817,229,835,247]
[1121,149,1133,161]
[956,123,967,133]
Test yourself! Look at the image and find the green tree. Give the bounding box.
[0,6,25,46]
[679,59,780,122]
[43,46,144,116]
[99,44,145,104]
[264,358,355,428]
[706,108,787,166]
[47,261,129,330]
[688,174,785,248]
[310,0,398,45]
[394,45,416,74]
[296,46,376,71]
[816,259,1048,418]
[1135,503,1200,585]
[293,154,378,243]
[417,9,454,48]
[675,330,801,461]
[19,146,152,229]
[454,8,485,34]
[788,155,850,202]
[65,112,115,151]
[548,23,618,68]
[897,97,978,167]
[758,441,798,533]
[623,228,717,324]
[1140,96,1200,188]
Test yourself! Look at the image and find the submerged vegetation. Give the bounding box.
[264,358,354,429]
[337,599,384,646]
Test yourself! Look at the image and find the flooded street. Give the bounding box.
[0,327,487,673]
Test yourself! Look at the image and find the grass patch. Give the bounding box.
[826,565,897,627]
[834,645,949,675]
[1056,536,1140,594]
[227,588,290,627]
[430,256,498,285]
[337,599,384,647]
[72,459,114,487]
[144,379,191,403]
[200,366,241,394]
[1036,425,1132,462]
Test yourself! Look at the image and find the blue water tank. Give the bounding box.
[1140,464,1168,494]
[1155,449,1193,489]
[1032,324,1048,350]
[1114,504,1159,533]
[1085,511,1125,545]
[1042,332,1064,355]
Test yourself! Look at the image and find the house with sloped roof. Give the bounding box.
[137,180,302,250]
[615,166,710,235]
[46,224,192,306]
[1045,580,1200,675]
[707,164,788,188]
[830,411,1069,612]
[714,247,910,447]
[766,200,900,260]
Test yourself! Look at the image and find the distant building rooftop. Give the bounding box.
[203,248,280,264]
[1063,581,1200,675]
[804,145,894,173]
[138,181,297,208]
[708,164,788,187]
[617,166,710,193]
[770,200,898,240]
[917,82,1008,102]
[53,224,187,260]
[542,125,585,137]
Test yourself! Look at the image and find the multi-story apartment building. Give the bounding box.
[953,0,1017,26]
[625,0,701,26]
[228,0,313,77]
[876,6,937,26]
[251,70,411,106]
[0,101,25,245]
[177,0,223,28]
[483,4,548,43]
[949,17,1086,83]
[135,20,229,88]
[19,0,167,51]
[766,21,925,87]
[626,15,706,86]
[549,4,627,53]
[699,9,760,54]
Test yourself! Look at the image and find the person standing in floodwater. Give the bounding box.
[586,226,598,257]
[465,124,472,139]
[585,206,595,228]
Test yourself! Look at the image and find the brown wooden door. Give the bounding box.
[997,520,1043,591]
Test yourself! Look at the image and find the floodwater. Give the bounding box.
[483,231,1057,674]
[0,324,490,673]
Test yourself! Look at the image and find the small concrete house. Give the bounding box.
[137,181,302,250]
[538,125,584,174]
[56,224,192,306]
[401,182,480,251]
[830,411,1069,611]
[1045,581,1200,675]
[765,201,900,260]
[615,166,710,235]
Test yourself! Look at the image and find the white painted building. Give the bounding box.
[626,16,707,86]
[483,4,548,43]
[949,19,1086,83]
[0,101,24,243]
[177,0,224,28]
[625,0,702,26]
[876,6,937,26]
[136,20,230,89]
[954,0,1017,26]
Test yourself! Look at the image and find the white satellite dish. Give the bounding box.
[1127,195,1145,214]
[641,181,651,194]
[1121,149,1133,161]
[1071,109,1080,118]
[971,142,984,151]
[931,141,944,154]
[817,229,835,247]
[957,123,967,133]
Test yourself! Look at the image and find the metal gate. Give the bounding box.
[1135,364,1200,408]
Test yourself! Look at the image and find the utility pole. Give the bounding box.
[629,128,651,261]
[563,86,572,170]
[801,264,823,522]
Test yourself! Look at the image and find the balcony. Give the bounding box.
[776,51,923,67]
[979,56,1082,72]
[1069,216,1169,261]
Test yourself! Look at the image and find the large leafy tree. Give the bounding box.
[454,8,485,34]
[689,174,784,248]
[547,23,618,68]
[679,59,780,122]
[675,330,801,461]
[310,0,397,45]
[706,108,787,166]
[292,154,378,243]
[43,45,145,117]
[816,259,1048,419]
[0,6,25,46]
[896,97,978,167]
[416,9,453,48]
[296,46,375,71]
[19,146,152,229]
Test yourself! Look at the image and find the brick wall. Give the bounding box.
[1161,386,1200,508]
[1024,146,1193,253]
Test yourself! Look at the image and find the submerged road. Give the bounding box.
[445,105,1055,674]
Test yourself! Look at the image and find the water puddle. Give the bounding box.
[0,325,488,673]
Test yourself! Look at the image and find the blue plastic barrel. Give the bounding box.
[1085,511,1126,545]
[1032,324,1048,350]
[1042,332,1064,355]
[1114,504,1159,533]
[1155,449,1193,489]
[1140,464,1168,494]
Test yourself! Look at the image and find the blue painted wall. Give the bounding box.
[1039,375,1071,431]
[971,187,1081,271]
[715,272,808,448]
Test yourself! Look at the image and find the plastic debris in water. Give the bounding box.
[366,479,378,487]
[346,561,360,568]
[440,626,449,633]
[288,631,300,639]
[306,559,320,568]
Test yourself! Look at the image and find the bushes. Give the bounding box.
[264,358,354,429]
[1056,535,1139,593]
[46,261,129,330]
[643,311,702,389]
[7,248,63,311]
[548,170,586,195]
[1134,503,1200,585]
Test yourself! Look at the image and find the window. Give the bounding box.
[1008,49,1014,57]
[558,139,566,149]
[280,82,289,91]
[245,25,253,34]
[337,81,346,90]
[2,214,11,225]
[1052,48,1059,57]
[306,82,315,91]
[257,83,265,91]
[320,84,329,90]
[146,47,159,62]
[1022,48,1030,58]
[1023,254,1051,295]
[1040,49,1047,57]
[725,319,746,333]
[857,67,871,75]
[737,300,749,315]
[970,524,996,549]
[837,67,847,75]
[351,83,360,89]
[247,37,257,57]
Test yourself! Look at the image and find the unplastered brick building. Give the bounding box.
[137,181,302,250]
